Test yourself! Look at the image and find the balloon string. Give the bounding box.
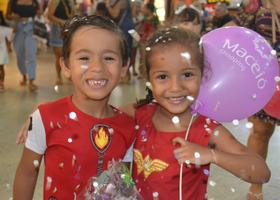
[179,114,196,200]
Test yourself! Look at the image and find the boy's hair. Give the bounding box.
[61,15,129,66]
[137,27,203,107]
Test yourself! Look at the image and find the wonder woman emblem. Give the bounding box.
[90,124,112,153]
[134,149,169,179]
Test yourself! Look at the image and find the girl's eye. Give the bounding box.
[183,72,193,78]
[157,74,167,80]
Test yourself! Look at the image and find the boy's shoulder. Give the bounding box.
[38,96,70,112]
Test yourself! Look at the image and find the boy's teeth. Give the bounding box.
[88,80,106,87]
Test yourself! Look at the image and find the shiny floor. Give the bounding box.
[0,46,279,199]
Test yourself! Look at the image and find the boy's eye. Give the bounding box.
[79,56,89,61]
[157,74,167,80]
[104,56,115,61]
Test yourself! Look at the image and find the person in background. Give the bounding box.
[212,3,233,29]
[137,2,159,80]
[47,0,75,85]
[6,0,41,92]
[174,6,201,35]
[105,0,134,83]
[0,10,13,92]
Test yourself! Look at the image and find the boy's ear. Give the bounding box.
[60,57,71,79]
[120,58,130,78]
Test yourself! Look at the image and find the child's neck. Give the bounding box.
[153,106,194,132]
[72,95,115,119]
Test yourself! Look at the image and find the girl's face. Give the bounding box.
[148,43,202,115]
[61,26,128,102]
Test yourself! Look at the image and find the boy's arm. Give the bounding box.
[209,125,271,183]
[13,147,43,200]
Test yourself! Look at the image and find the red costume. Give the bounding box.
[25,96,136,199]
[133,103,219,200]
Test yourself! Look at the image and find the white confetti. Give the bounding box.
[146,47,151,51]
[194,152,200,158]
[93,181,98,188]
[33,160,39,168]
[232,119,239,126]
[135,125,140,130]
[153,192,159,198]
[209,180,216,187]
[145,81,152,88]
[230,187,235,193]
[72,155,76,166]
[274,76,280,82]
[45,176,52,190]
[271,49,277,55]
[172,116,180,124]
[245,122,254,129]
[68,138,73,143]
[213,130,219,136]
[181,52,191,61]
[252,94,257,99]
[54,85,59,92]
[185,160,191,165]
[187,96,194,101]
[69,112,77,120]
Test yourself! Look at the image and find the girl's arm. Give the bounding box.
[173,125,270,184]
[209,125,270,183]
[5,0,20,20]
[13,147,43,200]
[47,0,65,26]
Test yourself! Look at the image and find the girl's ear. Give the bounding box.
[120,58,130,78]
[60,57,71,79]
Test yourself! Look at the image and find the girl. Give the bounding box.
[13,15,135,200]
[6,0,41,92]
[47,0,75,85]
[122,27,271,200]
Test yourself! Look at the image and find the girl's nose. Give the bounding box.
[169,77,181,92]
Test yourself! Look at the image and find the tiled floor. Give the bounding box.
[0,46,279,199]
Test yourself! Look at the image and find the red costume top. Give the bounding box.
[133,103,219,200]
[25,96,136,199]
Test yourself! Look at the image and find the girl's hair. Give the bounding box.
[145,3,156,13]
[136,27,203,107]
[61,15,129,66]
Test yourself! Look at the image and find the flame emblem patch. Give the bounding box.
[90,124,112,153]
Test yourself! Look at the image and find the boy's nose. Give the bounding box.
[89,59,103,72]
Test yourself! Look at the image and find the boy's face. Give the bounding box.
[61,26,128,101]
[148,43,201,115]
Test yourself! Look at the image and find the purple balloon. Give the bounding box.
[192,26,279,122]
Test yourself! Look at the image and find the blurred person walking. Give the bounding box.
[47,0,75,85]
[6,0,41,92]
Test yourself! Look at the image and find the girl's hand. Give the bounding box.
[16,118,30,144]
[173,137,213,165]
